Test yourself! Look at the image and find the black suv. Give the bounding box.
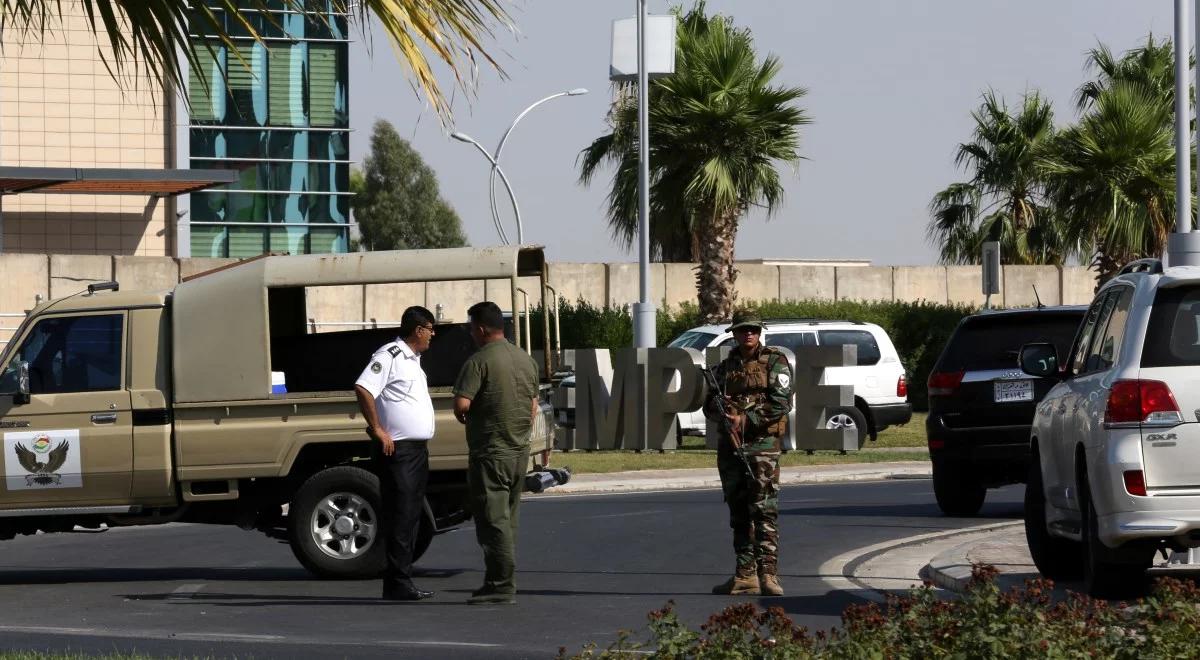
[926,306,1086,516]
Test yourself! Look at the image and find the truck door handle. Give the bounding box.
[90,413,117,424]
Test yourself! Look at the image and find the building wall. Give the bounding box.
[0,2,171,256]
[0,256,1102,348]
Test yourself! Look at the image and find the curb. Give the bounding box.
[922,521,1024,592]
[541,461,932,495]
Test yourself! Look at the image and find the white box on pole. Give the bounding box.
[610,15,676,81]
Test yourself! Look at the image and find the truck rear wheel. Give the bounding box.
[288,465,436,579]
[289,466,386,578]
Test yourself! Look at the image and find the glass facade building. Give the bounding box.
[186,1,350,257]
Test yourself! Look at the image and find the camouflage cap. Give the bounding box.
[726,310,763,333]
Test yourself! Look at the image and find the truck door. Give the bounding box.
[0,312,133,507]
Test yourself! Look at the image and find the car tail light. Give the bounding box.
[927,438,945,450]
[927,371,964,397]
[1104,380,1182,426]
[897,374,908,398]
[1123,470,1147,496]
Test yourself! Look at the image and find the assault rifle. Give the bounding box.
[701,368,755,480]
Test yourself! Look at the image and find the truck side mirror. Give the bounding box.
[1019,343,1059,379]
[14,361,29,405]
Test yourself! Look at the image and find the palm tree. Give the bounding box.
[927,91,1073,265]
[0,0,511,120]
[579,2,809,322]
[1041,81,1181,282]
[1075,36,1177,114]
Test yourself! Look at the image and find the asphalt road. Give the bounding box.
[0,479,1022,659]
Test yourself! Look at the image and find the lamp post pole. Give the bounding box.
[1169,0,1200,265]
[632,0,656,348]
[451,131,520,245]
[487,89,588,239]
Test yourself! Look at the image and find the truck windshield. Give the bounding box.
[668,331,716,349]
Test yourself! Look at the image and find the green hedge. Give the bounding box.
[530,298,974,410]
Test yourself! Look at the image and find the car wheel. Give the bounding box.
[932,460,986,517]
[1024,448,1082,579]
[825,406,868,448]
[1080,473,1151,599]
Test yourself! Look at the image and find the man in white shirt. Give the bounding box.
[355,306,437,601]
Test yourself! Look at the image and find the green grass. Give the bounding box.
[554,414,930,474]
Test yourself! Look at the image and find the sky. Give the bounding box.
[348,0,1175,266]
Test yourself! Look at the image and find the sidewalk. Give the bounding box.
[543,460,932,495]
[922,523,1035,593]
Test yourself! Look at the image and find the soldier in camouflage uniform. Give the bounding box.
[704,310,793,596]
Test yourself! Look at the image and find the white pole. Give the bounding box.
[1169,0,1200,265]
[633,0,657,348]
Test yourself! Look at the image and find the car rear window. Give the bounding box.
[668,331,716,349]
[938,313,1082,372]
[818,329,881,366]
[1142,285,1200,367]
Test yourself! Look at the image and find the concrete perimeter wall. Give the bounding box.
[0,256,1100,344]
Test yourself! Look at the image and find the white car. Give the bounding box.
[1021,258,1200,597]
[668,319,912,444]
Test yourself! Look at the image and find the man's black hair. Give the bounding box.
[467,301,505,332]
[399,305,436,339]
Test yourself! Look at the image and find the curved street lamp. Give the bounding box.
[451,131,520,245]
[487,89,588,242]
[451,88,588,247]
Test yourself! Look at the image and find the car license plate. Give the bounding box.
[994,380,1033,403]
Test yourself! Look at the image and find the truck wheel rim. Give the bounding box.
[310,491,377,561]
[826,413,857,430]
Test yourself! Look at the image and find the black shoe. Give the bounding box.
[383,587,434,601]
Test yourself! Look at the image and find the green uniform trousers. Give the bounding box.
[467,447,530,594]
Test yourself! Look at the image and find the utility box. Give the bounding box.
[609,15,677,82]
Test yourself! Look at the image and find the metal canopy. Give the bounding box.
[0,166,238,196]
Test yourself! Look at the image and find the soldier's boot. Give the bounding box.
[711,565,760,595]
[759,568,784,596]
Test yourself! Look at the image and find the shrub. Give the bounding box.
[557,567,1200,659]
[532,298,973,410]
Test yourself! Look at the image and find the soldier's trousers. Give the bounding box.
[717,449,781,574]
[467,447,530,595]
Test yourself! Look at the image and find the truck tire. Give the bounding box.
[932,460,986,517]
[289,466,386,579]
[1024,448,1081,580]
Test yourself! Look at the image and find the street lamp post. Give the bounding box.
[1169,0,1200,265]
[632,0,656,348]
[452,89,589,247]
[487,89,588,239]
[451,131,520,245]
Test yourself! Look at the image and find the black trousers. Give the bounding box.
[373,440,429,591]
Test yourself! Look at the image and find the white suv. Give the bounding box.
[1021,258,1200,597]
[669,319,912,444]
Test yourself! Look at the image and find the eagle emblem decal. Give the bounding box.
[3,429,81,490]
[15,437,69,486]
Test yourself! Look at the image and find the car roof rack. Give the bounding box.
[761,317,864,326]
[1117,258,1163,276]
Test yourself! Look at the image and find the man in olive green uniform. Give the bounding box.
[704,310,793,596]
[453,301,540,606]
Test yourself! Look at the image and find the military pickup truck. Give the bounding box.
[0,246,563,578]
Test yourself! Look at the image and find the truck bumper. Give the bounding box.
[870,402,912,431]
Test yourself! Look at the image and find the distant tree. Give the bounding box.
[926,91,1073,266]
[353,120,467,251]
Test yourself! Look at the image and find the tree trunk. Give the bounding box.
[695,205,739,323]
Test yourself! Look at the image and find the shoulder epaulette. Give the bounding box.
[387,345,402,357]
